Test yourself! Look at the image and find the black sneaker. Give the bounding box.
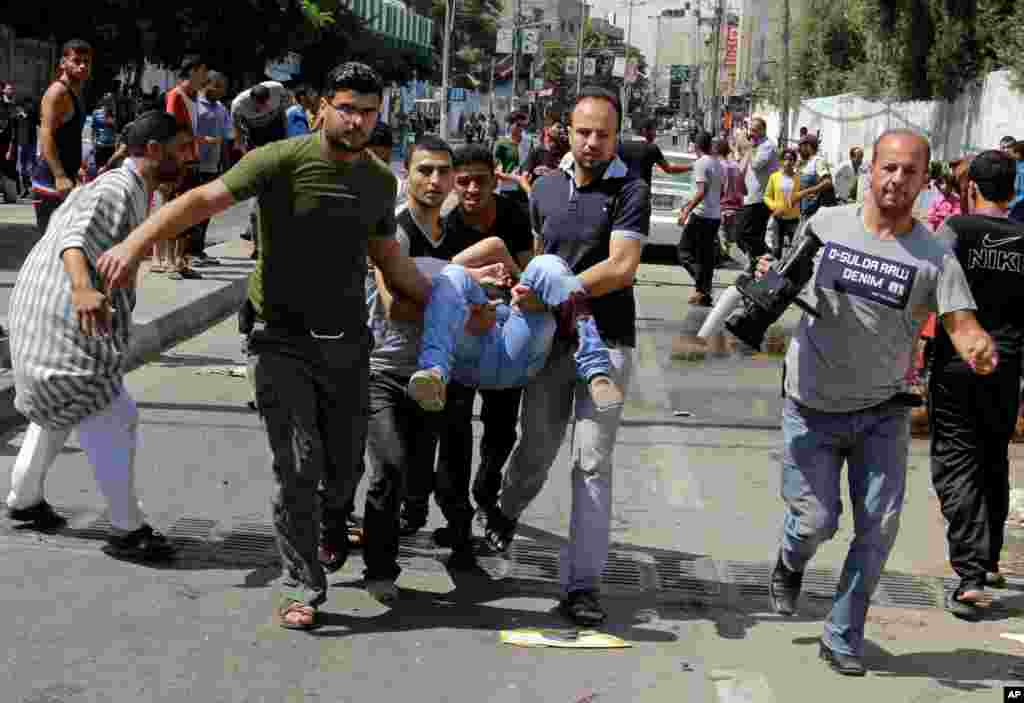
[483,509,517,553]
[559,589,607,627]
[769,553,803,616]
[7,500,67,529]
[104,524,176,561]
[818,638,866,677]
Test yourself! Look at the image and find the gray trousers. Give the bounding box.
[250,324,370,607]
[499,338,633,594]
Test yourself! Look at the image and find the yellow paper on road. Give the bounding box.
[499,629,631,649]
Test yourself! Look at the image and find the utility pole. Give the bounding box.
[440,0,455,139]
[708,0,724,134]
[690,8,699,118]
[621,0,636,129]
[511,0,522,108]
[575,0,586,95]
[489,55,496,117]
[780,0,791,148]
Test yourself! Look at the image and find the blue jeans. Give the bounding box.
[419,254,611,389]
[780,397,910,656]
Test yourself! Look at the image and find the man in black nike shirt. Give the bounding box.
[930,149,1024,620]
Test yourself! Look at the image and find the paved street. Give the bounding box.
[0,214,1022,700]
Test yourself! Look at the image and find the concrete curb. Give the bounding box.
[0,239,254,435]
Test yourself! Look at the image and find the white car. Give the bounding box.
[648,150,696,247]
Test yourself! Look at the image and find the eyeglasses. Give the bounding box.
[330,102,379,120]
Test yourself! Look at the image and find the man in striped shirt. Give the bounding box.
[6,111,193,561]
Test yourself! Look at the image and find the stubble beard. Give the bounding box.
[325,129,369,153]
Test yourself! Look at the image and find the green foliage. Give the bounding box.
[784,0,1024,102]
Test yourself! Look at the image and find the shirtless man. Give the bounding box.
[31,39,92,233]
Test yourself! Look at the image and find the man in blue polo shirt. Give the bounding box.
[485,86,650,626]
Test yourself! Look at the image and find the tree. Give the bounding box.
[779,0,1021,103]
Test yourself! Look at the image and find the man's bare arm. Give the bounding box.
[39,83,72,191]
[96,180,237,288]
[942,309,997,374]
[368,237,432,307]
[658,161,693,174]
[451,236,521,276]
[577,238,644,298]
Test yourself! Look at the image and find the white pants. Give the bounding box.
[6,389,145,531]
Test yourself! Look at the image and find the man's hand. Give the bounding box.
[469,263,512,286]
[755,254,776,279]
[465,301,498,335]
[677,207,692,227]
[532,165,554,179]
[96,241,144,290]
[962,330,998,375]
[942,310,999,376]
[72,287,113,337]
[511,283,546,313]
[55,174,74,197]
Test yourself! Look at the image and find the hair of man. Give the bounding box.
[206,71,227,89]
[404,135,453,170]
[713,137,731,158]
[968,149,1016,204]
[573,85,621,125]
[61,39,93,57]
[452,143,494,172]
[178,55,205,80]
[327,62,384,100]
[122,111,188,157]
[872,128,931,169]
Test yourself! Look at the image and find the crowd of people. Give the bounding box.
[1,38,1022,681]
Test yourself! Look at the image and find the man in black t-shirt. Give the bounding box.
[439,143,533,533]
[930,150,1024,621]
[400,143,534,542]
[617,117,692,186]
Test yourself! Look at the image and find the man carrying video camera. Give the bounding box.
[757,129,996,677]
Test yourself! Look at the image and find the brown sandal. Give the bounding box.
[277,600,320,630]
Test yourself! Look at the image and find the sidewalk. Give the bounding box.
[0,201,257,434]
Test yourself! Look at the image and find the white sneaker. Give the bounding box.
[408,368,446,412]
[366,579,399,603]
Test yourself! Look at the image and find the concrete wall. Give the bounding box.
[0,26,57,103]
[757,69,1023,166]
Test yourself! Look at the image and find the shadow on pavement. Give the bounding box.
[791,635,1024,690]
[310,567,679,644]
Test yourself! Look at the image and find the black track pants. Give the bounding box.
[929,360,1019,588]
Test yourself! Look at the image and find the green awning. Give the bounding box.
[344,0,433,50]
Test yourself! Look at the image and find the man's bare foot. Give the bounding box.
[589,374,624,412]
[408,367,446,411]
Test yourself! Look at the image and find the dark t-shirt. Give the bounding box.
[618,139,665,185]
[530,161,650,346]
[933,214,1024,370]
[444,193,533,258]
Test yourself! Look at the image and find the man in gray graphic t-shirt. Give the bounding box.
[762,129,996,677]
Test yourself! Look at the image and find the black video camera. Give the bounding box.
[724,229,823,350]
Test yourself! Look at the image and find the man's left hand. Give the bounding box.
[964,330,998,375]
[511,284,546,313]
[677,208,692,227]
[96,241,144,290]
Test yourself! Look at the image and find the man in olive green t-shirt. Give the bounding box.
[96,63,431,631]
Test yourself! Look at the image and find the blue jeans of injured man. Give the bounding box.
[779,396,910,657]
[418,254,610,388]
